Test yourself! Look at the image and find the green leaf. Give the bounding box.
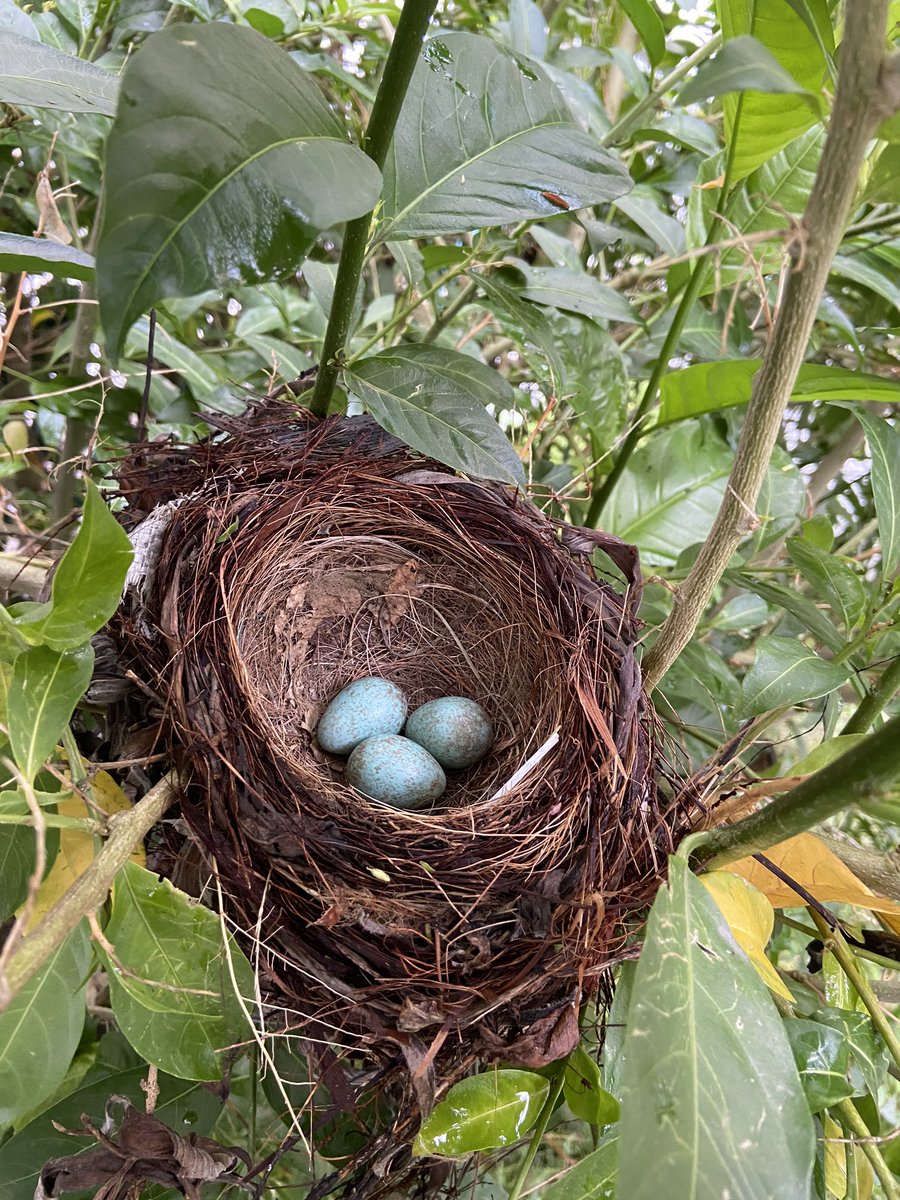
[474,268,565,389]
[714,0,831,179]
[0,0,38,39]
[412,1069,549,1157]
[508,0,547,59]
[542,1135,618,1200]
[564,1045,620,1126]
[97,24,382,359]
[723,571,842,651]
[738,637,851,717]
[786,538,867,632]
[8,644,94,781]
[0,791,60,921]
[519,266,636,324]
[617,856,814,1200]
[0,233,94,281]
[679,35,818,106]
[345,345,525,486]
[810,1009,888,1099]
[783,1018,853,1114]
[15,481,133,650]
[832,252,900,314]
[380,31,632,239]
[850,410,900,578]
[0,30,118,113]
[0,1036,223,1199]
[101,862,255,1081]
[553,313,628,450]
[790,735,868,776]
[614,191,684,257]
[658,361,900,425]
[0,923,90,1128]
[863,144,900,204]
[620,0,666,66]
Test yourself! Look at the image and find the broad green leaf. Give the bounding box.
[0,0,38,39]
[619,0,666,66]
[679,35,817,106]
[7,644,94,781]
[614,191,684,257]
[786,538,867,632]
[245,334,315,382]
[97,23,382,358]
[783,1019,853,1113]
[724,571,842,651]
[508,0,547,59]
[863,144,900,204]
[124,318,224,398]
[738,637,851,717]
[541,1136,618,1200]
[0,923,90,1128]
[603,424,737,566]
[15,482,132,650]
[851,410,900,578]
[519,266,636,324]
[474,268,565,389]
[0,30,118,113]
[0,791,60,921]
[101,862,255,1081]
[413,1069,549,1156]
[564,1045,620,1125]
[832,252,900,314]
[0,1038,223,1199]
[658,362,900,425]
[553,313,628,451]
[345,345,525,486]
[714,0,831,179]
[811,1009,888,1099]
[380,31,632,239]
[0,233,94,281]
[617,856,814,1200]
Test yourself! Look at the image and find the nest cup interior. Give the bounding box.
[231,486,564,822]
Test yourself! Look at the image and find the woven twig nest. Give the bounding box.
[113,401,683,1167]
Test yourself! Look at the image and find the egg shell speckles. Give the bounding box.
[316,677,408,755]
[404,697,493,770]
[346,735,446,810]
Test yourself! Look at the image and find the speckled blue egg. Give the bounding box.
[404,697,493,770]
[316,677,408,755]
[346,735,446,809]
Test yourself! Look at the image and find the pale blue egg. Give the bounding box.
[316,677,408,755]
[346,735,446,809]
[404,697,493,770]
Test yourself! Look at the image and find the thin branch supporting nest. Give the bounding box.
[113,402,687,1173]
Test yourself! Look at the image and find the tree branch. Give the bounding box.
[642,4,894,692]
[701,714,900,869]
[0,770,182,1008]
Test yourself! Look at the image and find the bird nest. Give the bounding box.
[112,401,686,1177]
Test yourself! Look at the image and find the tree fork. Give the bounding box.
[642,4,898,692]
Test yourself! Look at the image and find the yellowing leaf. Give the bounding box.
[824,1115,874,1200]
[699,871,794,1001]
[22,767,144,929]
[726,833,900,933]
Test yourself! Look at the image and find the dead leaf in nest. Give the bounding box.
[379,558,420,634]
[726,832,900,934]
[479,1004,579,1068]
[36,1096,250,1199]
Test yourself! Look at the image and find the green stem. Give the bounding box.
[421,278,481,345]
[507,1071,566,1200]
[310,0,438,417]
[843,654,900,735]
[601,32,723,147]
[587,93,744,526]
[835,1098,900,1200]
[702,714,900,868]
[810,912,900,1077]
[777,914,900,973]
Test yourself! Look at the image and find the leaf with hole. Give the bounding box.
[616,856,814,1200]
[0,30,118,113]
[345,345,524,486]
[7,645,94,782]
[412,1069,549,1156]
[97,23,382,358]
[714,0,831,179]
[380,31,631,239]
[100,862,255,1081]
[0,923,90,1128]
[16,482,133,650]
[738,637,851,717]
[0,234,94,281]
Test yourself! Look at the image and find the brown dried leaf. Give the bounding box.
[36,173,73,245]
